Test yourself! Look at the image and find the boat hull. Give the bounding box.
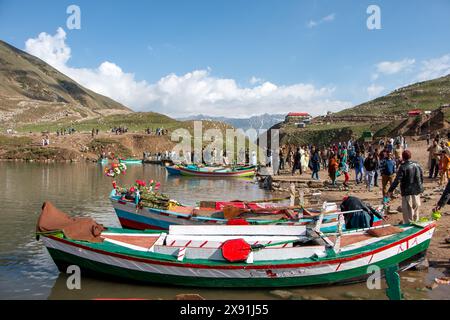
[166,165,256,177]
[119,159,142,164]
[42,223,434,288]
[110,197,359,232]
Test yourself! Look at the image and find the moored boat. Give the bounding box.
[119,158,142,164]
[98,158,109,165]
[37,202,436,288]
[166,164,256,177]
[110,192,382,233]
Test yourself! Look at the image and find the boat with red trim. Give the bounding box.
[110,192,383,233]
[37,202,434,288]
[166,164,256,177]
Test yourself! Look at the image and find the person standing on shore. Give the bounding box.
[438,149,450,187]
[310,147,321,180]
[328,152,339,186]
[380,151,396,198]
[320,147,328,170]
[353,152,365,184]
[393,142,404,167]
[388,150,424,224]
[427,140,441,179]
[278,148,285,174]
[292,147,302,175]
[433,179,450,244]
[338,148,350,187]
[363,152,377,191]
[373,149,380,187]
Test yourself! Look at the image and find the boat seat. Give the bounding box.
[169,206,195,215]
[101,234,159,251]
[169,225,307,236]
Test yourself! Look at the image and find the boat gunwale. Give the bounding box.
[42,221,435,270]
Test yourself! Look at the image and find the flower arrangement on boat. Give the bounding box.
[113,180,180,210]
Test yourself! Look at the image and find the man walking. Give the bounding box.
[380,151,396,198]
[427,140,441,179]
[363,152,377,191]
[388,150,424,224]
[353,152,364,184]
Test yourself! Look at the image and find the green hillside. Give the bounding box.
[336,74,450,117]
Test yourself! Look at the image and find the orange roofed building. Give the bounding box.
[407,109,422,117]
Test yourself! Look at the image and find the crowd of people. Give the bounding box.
[91,128,99,137]
[111,127,128,135]
[278,136,412,192]
[56,127,76,136]
[145,128,168,135]
[276,133,450,226]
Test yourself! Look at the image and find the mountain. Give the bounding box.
[177,113,286,131]
[0,40,131,129]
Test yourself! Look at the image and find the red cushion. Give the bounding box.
[221,239,251,262]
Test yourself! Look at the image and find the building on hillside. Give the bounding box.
[407,109,422,117]
[285,112,312,124]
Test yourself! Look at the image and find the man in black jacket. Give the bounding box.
[388,150,424,223]
[292,147,302,175]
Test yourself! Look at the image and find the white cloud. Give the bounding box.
[367,84,384,97]
[416,54,450,81]
[24,28,351,117]
[307,13,336,28]
[249,76,263,85]
[375,58,415,75]
[25,27,70,69]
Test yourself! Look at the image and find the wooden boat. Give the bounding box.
[110,193,382,233]
[119,158,142,164]
[39,210,436,288]
[98,158,108,165]
[166,164,256,177]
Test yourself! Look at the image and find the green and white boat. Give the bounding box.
[119,158,142,164]
[38,203,436,288]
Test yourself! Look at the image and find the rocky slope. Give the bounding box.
[0,40,131,130]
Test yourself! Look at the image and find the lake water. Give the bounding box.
[0,162,447,300]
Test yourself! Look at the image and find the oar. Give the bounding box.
[221,238,308,262]
[228,196,290,204]
[223,205,303,220]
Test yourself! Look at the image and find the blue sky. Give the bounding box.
[1,0,450,117]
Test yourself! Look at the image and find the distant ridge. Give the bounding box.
[177,113,286,131]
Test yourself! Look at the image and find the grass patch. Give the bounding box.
[0,135,32,147]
